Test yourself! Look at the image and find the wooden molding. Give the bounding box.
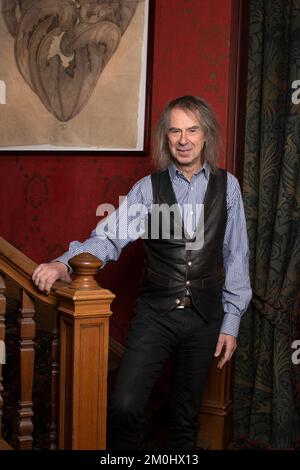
[226,0,250,184]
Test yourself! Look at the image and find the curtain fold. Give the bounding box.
[234,0,300,448]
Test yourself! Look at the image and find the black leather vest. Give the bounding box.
[139,168,227,322]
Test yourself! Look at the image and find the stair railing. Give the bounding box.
[0,236,114,450]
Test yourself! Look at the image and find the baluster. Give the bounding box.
[0,274,6,439]
[17,291,36,450]
[49,321,59,450]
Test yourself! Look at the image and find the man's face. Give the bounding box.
[167,107,206,169]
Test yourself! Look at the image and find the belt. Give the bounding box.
[175,296,192,309]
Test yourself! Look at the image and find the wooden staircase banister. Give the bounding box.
[0,236,68,305]
[0,236,115,450]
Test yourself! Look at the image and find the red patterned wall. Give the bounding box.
[0,0,233,343]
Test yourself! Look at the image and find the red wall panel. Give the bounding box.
[0,0,233,343]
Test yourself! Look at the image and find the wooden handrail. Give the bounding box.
[0,236,115,450]
[0,236,68,305]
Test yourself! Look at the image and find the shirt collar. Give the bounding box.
[168,160,210,182]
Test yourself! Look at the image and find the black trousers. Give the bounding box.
[107,298,223,449]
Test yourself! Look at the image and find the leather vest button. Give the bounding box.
[188,261,192,266]
[186,280,190,286]
[175,298,181,305]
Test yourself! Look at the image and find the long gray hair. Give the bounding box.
[153,96,221,173]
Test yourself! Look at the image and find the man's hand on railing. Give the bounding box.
[32,261,72,294]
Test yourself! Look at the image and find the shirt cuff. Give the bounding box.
[53,254,73,273]
[220,313,241,338]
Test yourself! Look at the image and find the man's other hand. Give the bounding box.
[214,333,237,369]
[32,262,71,295]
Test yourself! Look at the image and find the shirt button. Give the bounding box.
[191,186,194,190]
[175,298,181,305]
[188,261,192,267]
[186,280,190,286]
[190,211,193,215]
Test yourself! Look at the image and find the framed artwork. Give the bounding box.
[0,0,154,154]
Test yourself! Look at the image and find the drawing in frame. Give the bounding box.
[0,0,154,154]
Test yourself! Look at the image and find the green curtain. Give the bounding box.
[234,0,300,448]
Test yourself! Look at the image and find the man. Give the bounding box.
[32,95,252,449]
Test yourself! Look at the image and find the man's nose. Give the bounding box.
[178,130,188,144]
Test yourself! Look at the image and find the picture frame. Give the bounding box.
[0,0,155,155]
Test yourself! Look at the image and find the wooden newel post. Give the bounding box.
[56,253,115,450]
